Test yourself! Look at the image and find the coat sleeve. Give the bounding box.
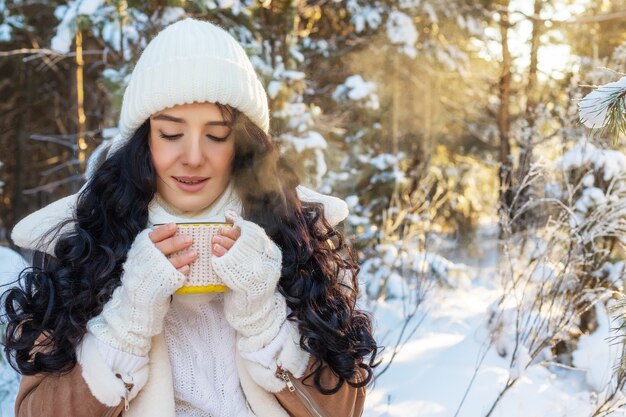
[14,364,126,417]
[11,251,151,417]
[13,250,129,416]
[14,331,149,417]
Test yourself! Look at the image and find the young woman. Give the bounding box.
[3,18,378,417]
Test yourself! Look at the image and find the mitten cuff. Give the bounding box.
[123,229,186,297]
[93,332,150,375]
[212,218,282,294]
[87,312,153,357]
[240,320,311,392]
[77,332,149,407]
[239,319,290,367]
[234,293,288,353]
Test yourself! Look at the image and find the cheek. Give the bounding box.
[213,144,236,174]
[149,136,174,173]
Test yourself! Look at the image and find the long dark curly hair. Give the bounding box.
[3,105,379,394]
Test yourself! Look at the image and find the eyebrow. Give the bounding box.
[151,113,230,126]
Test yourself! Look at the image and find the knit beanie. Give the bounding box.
[109,18,269,155]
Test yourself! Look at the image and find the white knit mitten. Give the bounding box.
[212,212,287,353]
[87,229,187,356]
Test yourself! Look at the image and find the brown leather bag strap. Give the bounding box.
[274,359,366,417]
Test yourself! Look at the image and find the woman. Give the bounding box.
[4,18,378,417]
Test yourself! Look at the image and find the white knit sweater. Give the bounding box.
[164,293,253,417]
[94,183,288,417]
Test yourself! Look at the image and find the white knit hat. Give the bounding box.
[109,18,269,154]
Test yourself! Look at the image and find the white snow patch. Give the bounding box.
[333,75,379,110]
[531,263,556,282]
[555,141,626,182]
[0,246,27,288]
[282,131,327,153]
[267,80,282,99]
[280,70,305,81]
[0,247,26,415]
[386,11,418,58]
[573,303,622,392]
[51,0,106,53]
[157,7,186,25]
[363,230,599,417]
[349,2,382,33]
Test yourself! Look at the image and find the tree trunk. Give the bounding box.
[391,56,399,156]
[525,0,541,124]
[259,0,298,71]
[512,0,543,231]
[76,29,87,177]
[11,61,28,240]
[498,1,512,215]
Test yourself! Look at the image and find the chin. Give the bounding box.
[173,192,225,211]
[174,200,210,212]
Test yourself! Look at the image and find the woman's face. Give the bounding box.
[149,102,235,212]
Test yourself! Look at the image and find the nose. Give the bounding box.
[180,135,205,167]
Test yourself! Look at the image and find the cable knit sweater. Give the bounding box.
[92,183,290,417]
[165,293,253,417]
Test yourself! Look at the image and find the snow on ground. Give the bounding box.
[0,246,26,417]
[0,246,26,287]
[365,282,594,417]
[364,231,606,417]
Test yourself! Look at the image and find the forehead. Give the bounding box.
[151,102,226,123]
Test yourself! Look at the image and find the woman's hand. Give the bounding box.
[212,224,241,257]
[149,222,198,275]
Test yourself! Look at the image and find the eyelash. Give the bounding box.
[159,132,229,142]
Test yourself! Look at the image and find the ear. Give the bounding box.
[296,186,349,227]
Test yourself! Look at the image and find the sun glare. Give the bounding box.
[474,0,591,80]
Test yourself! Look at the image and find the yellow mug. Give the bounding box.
[154,222,231,294]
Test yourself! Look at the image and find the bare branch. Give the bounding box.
[22,175,84,195]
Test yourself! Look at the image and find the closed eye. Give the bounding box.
[158,132,229,142]
[159,132,183,140]
[207,134,229,142]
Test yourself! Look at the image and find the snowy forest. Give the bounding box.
[1,0,626,416]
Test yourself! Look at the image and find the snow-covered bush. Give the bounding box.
[274,100,329,188]
[482,71,626,415]
[559,146,623,288]
[486,207,621,412]
[385,10,418,58]
[494,104,626,362]
[361,241,467,301]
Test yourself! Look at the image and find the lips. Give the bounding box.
[173,176,208,183]
[172,176,209,192]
